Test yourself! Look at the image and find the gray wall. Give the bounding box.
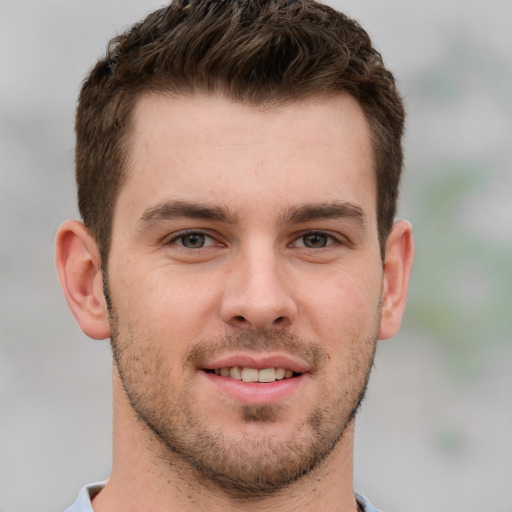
[1,1,510,510]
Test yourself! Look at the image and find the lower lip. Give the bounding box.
[201,371,306,405]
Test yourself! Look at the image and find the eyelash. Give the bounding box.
[166,230,343,251]
[290,231,342,249]
[166,230,219,250]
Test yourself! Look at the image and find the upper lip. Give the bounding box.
[201,353,310,373]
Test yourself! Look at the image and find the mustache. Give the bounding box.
[185,330,328,372]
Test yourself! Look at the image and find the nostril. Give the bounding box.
[223,311,293,331]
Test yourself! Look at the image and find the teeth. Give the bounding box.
[258,368,276,382]
[214,366,296,382]
[241,367,259,382]
[229,366,242,380]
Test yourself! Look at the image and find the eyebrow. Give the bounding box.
[139,201,239,225]
[281,202,367,227]
[138,200,366,229]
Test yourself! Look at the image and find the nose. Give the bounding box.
[220,246,297,332]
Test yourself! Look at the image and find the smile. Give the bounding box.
[206,366,299,383]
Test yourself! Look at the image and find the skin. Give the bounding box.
[56,93,414,512]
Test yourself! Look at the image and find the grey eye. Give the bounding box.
[181,233,206,248]
[302,233,328,248]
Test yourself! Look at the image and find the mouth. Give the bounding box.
[199,354,310,404]
[204,366,300,383]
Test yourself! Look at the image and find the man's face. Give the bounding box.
[106,93,383,494]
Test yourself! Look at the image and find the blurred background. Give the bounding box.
[0,0,510,510]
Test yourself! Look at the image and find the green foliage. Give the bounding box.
[404,159,511,378]
[399,34,512,378]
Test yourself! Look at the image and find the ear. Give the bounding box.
[378,220,414,340]
[55,220,110,340]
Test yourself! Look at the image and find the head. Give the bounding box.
[58,0,414,502]
[75,0,405,267]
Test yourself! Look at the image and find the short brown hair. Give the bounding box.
[75,0,405,264]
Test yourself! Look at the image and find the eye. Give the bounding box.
[293,232,338,249]
[169,231,217,249]
[301,233,329,248]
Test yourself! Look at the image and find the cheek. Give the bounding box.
[299,265,383,337]
[111,264,223,346]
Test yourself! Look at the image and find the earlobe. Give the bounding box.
[55,220,111,340]
[378,220,415,340]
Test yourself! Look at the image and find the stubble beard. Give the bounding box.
[108,310,377,499]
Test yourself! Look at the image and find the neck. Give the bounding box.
[93,368,359,512]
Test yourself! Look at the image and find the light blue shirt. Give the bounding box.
[64,482,382,511]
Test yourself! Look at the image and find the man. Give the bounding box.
[56,0,414,510]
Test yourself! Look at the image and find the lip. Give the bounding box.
[198,353,311,404]
[201,353,310,374]
[200,371,307,404]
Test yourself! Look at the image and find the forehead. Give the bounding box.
[119,92,376,223]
